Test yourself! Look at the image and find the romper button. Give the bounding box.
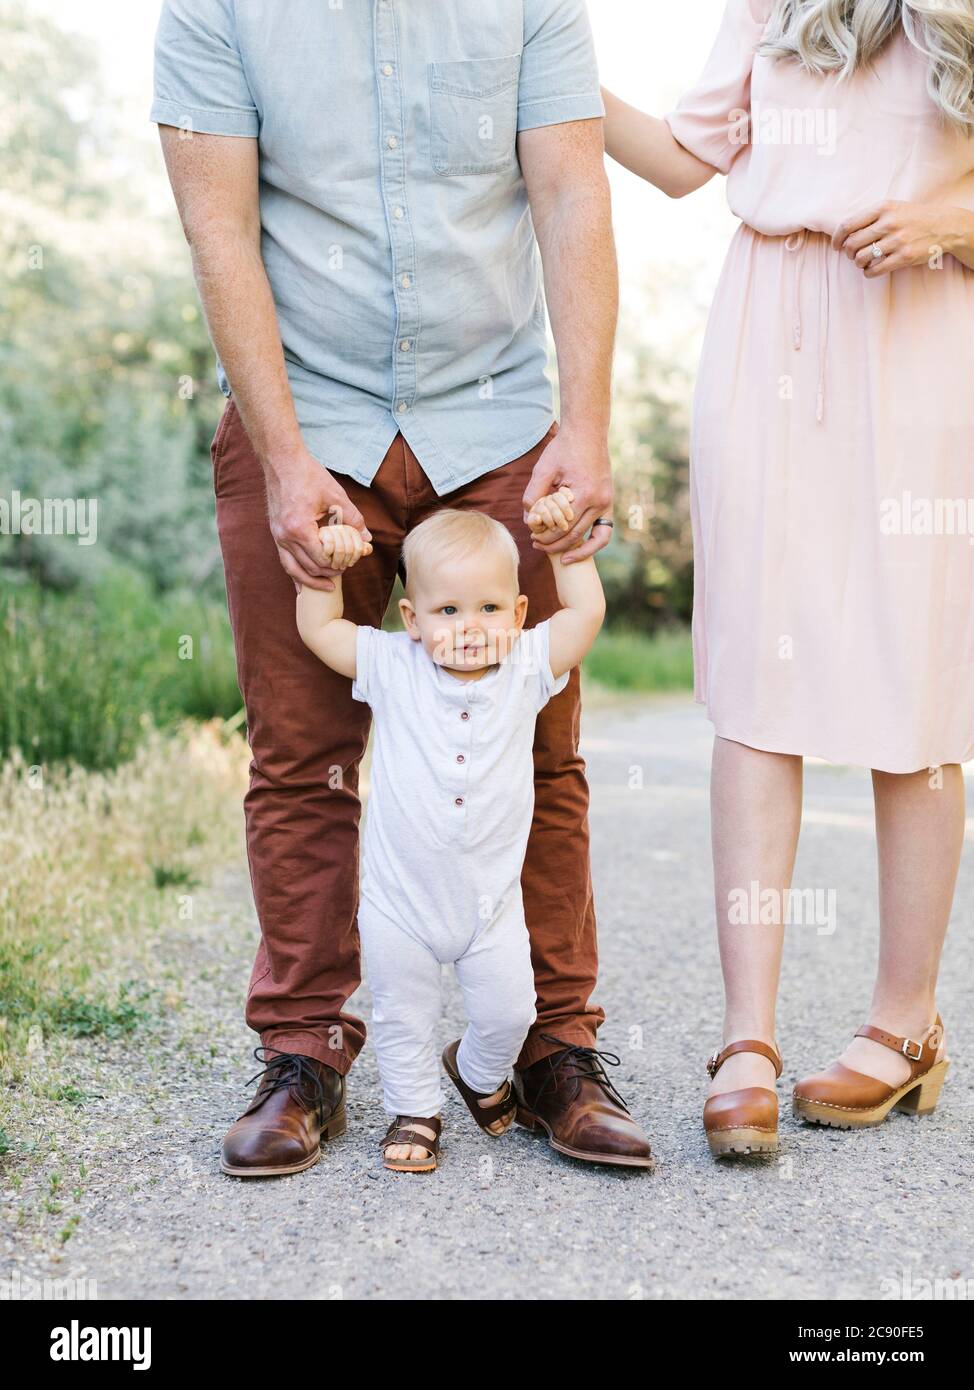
[460,711,469,720]
[456,754,465,763]
[455,797,464,807]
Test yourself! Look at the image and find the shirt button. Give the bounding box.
[387,135,398,149]
[455,798,464,807]
[382,64,393,77]
[396,402,408,414]
[393,206,405,220]
[399,339,412,352]
[460,711,469,721]
[400,274,411,289]
[456,754,465,763]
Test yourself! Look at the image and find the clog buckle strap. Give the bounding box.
[854,1015,943,1073]
[706,1039,783,1081]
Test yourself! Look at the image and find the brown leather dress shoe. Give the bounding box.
[221,1047,347,1178]
[513,1033,654,1170]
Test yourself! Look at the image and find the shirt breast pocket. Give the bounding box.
[428,54,521,177]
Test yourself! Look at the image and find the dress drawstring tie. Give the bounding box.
[785,229,830,424]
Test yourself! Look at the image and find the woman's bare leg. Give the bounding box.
[708,737,804,1096]
[836,765,964,1085]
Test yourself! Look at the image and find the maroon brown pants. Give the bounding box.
[212,398,604,1074]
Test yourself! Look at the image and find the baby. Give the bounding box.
[296,489,605,1172]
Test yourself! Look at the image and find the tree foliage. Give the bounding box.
[0,2,225,594]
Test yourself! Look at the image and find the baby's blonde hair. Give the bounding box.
[401,509,520,601]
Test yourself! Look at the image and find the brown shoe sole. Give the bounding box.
[706,1126,779,1158]
[793,1060,949,1130]
[382,1155,438,1173]
[515,1105,655,1170]
[220,1107,347,1178]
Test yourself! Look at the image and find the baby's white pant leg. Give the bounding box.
[454,908,537,1096]
[359,904,445,1118]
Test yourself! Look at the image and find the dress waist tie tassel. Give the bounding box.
[784,228,831,424]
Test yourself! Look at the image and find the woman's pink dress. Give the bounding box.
[665,0,974,772]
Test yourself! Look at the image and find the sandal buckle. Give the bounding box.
[706,1049,721,1079]
[901,1038,923,1062]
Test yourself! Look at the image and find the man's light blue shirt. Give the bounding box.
[151,0,603,496]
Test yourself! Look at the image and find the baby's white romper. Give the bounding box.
[351,618,569,1117]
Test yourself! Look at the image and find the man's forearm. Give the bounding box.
[532,175,618,438]
[159,127,365,589]
[189,230,304,473]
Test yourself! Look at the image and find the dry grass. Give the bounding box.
[0,722,249,1181]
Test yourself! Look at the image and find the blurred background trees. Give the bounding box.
[0,1,224,595]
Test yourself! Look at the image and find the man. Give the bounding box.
[152,0,652,1173]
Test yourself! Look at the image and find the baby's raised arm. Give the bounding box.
[526,489,606,680]
[295,525,372,678]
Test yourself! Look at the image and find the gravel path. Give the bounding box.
[7,695,973,1300]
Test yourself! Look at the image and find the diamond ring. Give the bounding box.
[870,241,885,261]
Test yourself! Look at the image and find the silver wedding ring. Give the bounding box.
[592,519,614,528]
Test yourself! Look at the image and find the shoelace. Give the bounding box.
[535,1032,631,1112]
[244,1046,329,1116]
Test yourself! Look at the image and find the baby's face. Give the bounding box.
[400,551,528,679]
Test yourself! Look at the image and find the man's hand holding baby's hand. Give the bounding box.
[316,524,373,574]
[296,526,365,677]
[527,487,576,540]
[526,484,606,680]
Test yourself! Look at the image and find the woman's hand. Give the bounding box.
[833,200,973,277]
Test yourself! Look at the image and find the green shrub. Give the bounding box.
[585,625,693,693]
[0,572,240,768]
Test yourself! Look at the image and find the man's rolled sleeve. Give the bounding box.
[518,0,604,132]
[150,0,259,137]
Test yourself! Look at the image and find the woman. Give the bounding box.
[602,0,974,1155]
